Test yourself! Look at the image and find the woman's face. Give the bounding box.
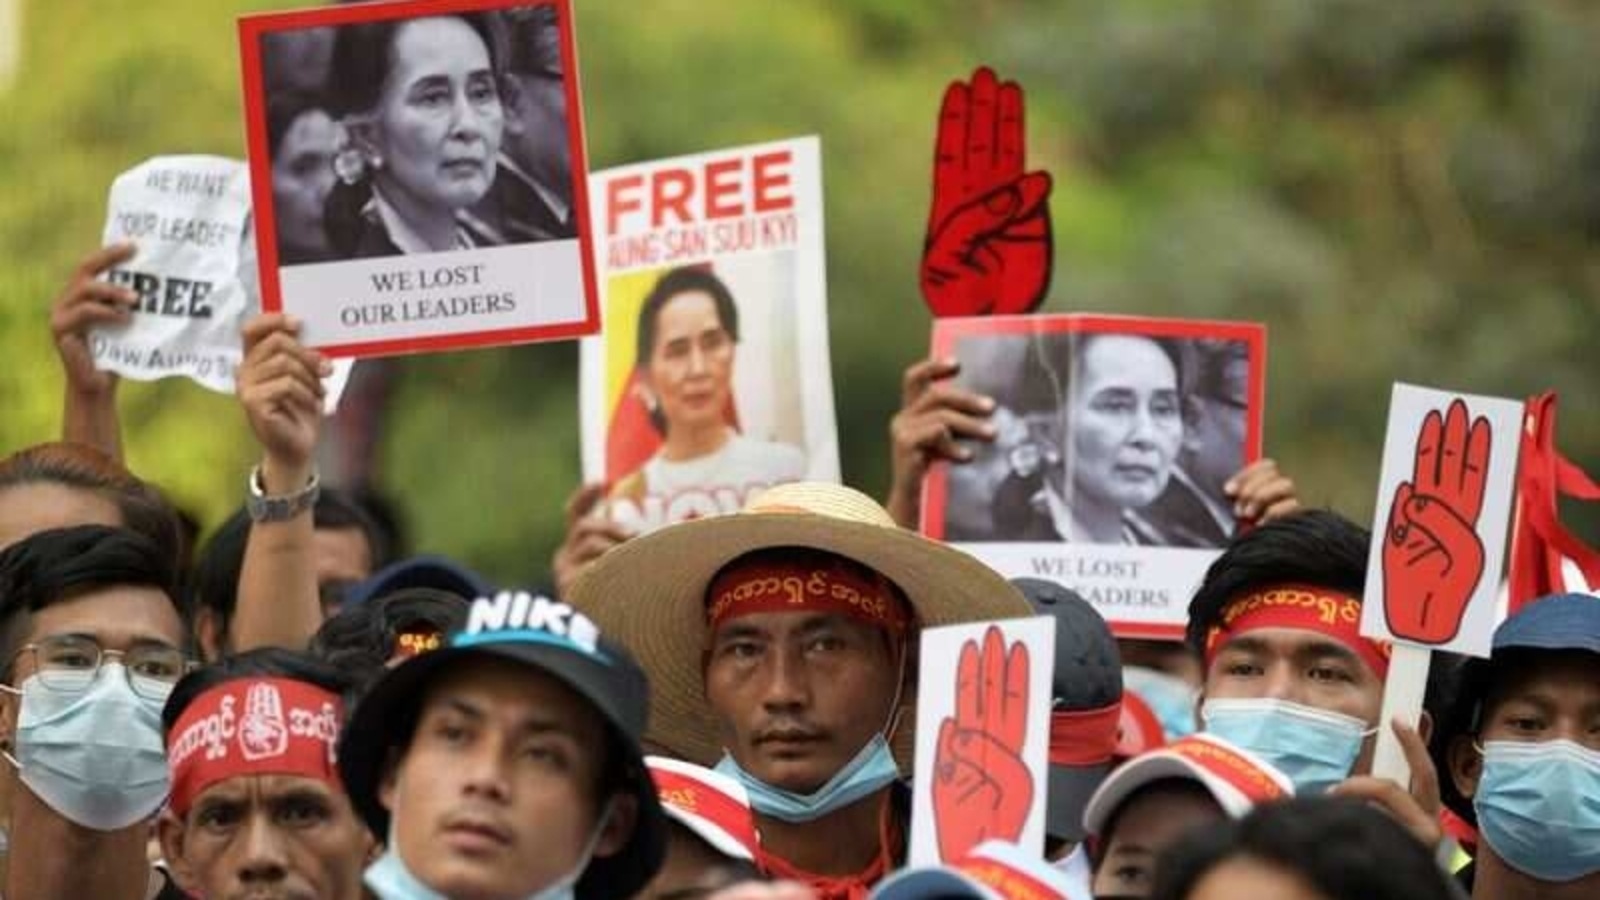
[1066,334,1183,511]
[366,17,503,213]
[642,291,735,436]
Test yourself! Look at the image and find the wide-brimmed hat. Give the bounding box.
[338,591,666,900]
[568,482,1033,766]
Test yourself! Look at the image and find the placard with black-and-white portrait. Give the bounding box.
[922,314,1267,638]
[239,0,596,358]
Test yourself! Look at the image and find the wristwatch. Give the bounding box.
[246,465,321,523]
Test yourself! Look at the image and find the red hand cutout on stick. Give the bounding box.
[933,625,1034,862]
[920,67,1053,318]
[1383,399,1491,643]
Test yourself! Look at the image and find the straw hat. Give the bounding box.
[568,481,1033,767]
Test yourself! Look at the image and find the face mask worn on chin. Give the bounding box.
[1123,666,1198,741]
[365,801,613,900]
[1473,739,1600,883]
[1,663,172,831]
[1200,697,1373,795]
[716,733,900,824]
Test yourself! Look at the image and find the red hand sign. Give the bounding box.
[1383,399,1491,644]
[933,625,1034,862]
[921,67,1053,318]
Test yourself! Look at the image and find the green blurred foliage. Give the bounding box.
[3,0,1599,584]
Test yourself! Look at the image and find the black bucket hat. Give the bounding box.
[337,591,666,900]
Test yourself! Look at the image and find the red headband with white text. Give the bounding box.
[706,555,911,634]
[1204,584,1391,679]
[167,677,343,816]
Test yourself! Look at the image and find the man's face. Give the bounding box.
[1450,650,1600,799]
[636,824,753,900]
[0,584,186,812]
[270,109,339,258]
[642,292,735,440]
[1182,351,1249,500]
[381,657,628,900]
[704,611,900,794]
[1092,782,1222,899]
[1203,627,1384,773]
[503,68,571,188]
[1066,335,1183,512]
[159,774,372,900]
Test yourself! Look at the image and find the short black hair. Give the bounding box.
[309,587,469,696]
[1185,509,1370,654]
[189,488,387,655]
[162,646,355,737]
[1150,797,1457,900]
[0,525,183,681]
[0,442,182,565]
[1090,778,1217,867]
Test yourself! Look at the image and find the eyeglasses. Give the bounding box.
[15,634,191,701]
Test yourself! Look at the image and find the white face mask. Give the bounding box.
[2,664,171,831]
[364,789,612,900]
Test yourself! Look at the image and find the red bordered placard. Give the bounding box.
[238,0,599,358]
[921,313,1268,641]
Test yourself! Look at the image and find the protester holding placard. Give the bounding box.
[0,525,192,900]
[1183,510,1445,850]
[570,482,1033,900]
[1435,593,1600,898]
[50,243,141,459]
[156,648,372,900]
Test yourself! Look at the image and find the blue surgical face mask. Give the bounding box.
[1,663,171,831]
[365,799,611,900]
[716,733,900,823]
[1200,697,1372,795]
[1123,666,1198,741]
[1474,739,1600,883]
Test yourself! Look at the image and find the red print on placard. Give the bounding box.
[921,67,1053,318]
[1383,400,1491,644]
[934,625,1034,861]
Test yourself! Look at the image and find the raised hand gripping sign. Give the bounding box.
[912,617,1055,866]
[920,67,1053,318]
[1361,384,1521,783]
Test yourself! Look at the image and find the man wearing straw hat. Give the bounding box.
[571,482,1034,900]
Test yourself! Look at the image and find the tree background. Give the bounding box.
[2,0,1597,583]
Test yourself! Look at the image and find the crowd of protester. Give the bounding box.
[3,235,1594,900]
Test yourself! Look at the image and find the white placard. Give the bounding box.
[910,616,1055,866]
[579,137,840,533]
[1360,383,1523,658]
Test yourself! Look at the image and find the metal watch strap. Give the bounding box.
[246,465,321,523]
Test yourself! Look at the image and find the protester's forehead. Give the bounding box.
[708,609,888,641]
[1212,625,1363,664]
[418,654,603,734]
[27,585,184,649]
[1487,649,1600,708]
[0,482,122,551]
[1106,778,1222,847]
[192,771,349,808]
